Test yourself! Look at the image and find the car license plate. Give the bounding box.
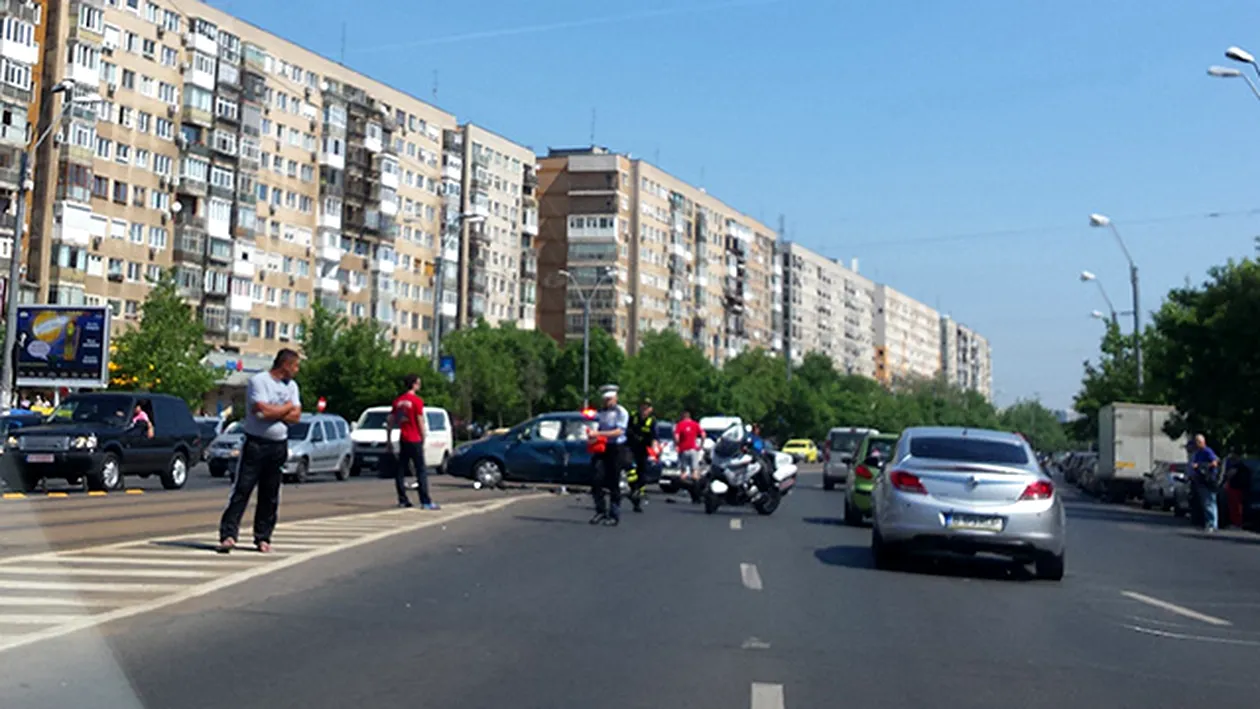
[945,513,1003,532]
[26,454,54,464]
[362,455,378,464]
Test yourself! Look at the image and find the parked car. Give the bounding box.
[350,405,453,477]
[822,426,879,491]
[1142,461,1187,511]
[5,392,201,492]
[206,421,245,478]
[870,426,1066,581]
[781,439,820,464]
[843,432,899,525]
[283,414,353,483]
[194,416,228,461]
[447,411,662,489]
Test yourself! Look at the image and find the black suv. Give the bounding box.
[6,392,202,492]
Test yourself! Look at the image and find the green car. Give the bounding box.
[843,433,899,526]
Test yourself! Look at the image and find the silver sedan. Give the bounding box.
[870,427,1066,580]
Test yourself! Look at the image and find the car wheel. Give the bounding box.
[823,476,835,491]
[844,496,862,526]
[438,452,450,477]
[335,456,351,481]
[1035,551,1066,581]
[160,452,188,490]
[294,459,309,484]
[472,459,504,489]
[88,452,123,492]
[871,527,902,571]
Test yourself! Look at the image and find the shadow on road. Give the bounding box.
[1064,503,1189,528]
[814,544,1036,582]
[514,515,589,526]
[1179,531,1260,545]
[802,516,844,527]
[151,539,221,551]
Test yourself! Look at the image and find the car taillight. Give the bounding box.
[1020,479,1055,501]
[854,464,873,480]
[889,470,926,494]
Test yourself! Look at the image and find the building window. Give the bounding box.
[156,118,173,140]
[91,176,109,199]
[137,111,151,133]
[212,130,237,155]
[112,181,128,204]
[149,226,167,249]
[159,81,178,105]
[210,165,234,190]
[160,45,178,67]
[214,96,238,121]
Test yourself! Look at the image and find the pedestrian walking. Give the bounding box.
[386,373,439,510]
[1189,434,1222,533]
[674,410,703,502]
[218,349,301,553]
[626,397,657,513]
[589,385,629,526]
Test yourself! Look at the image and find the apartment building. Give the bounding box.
[537,146,778,363]
[940,315,993,400]
[27,0,455,357]
[0,0,45,303]
[873,283,941,384]
[441,123,537,332]
[780,241,877,377]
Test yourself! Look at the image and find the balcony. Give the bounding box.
[188,31,217,56]
[320,150,345,170]
[371,255,395,275]
[520,260,537,279]
[229,292,253,312]
[228,331,249,343]
[182,104,213,128]
[442,162,461,181]
[470,273,488,295]
[317,243,343,263]
[203,312,228,335]
[317,276,340,294]
[52,201,92,247]
[0,34,38,67]
[174,226,206,263]
[176,175,208,198]
[232,258,255,279]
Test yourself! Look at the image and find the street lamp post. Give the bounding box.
[558,266,616,409]
[430,212,485,370]
[1206,65,1260,100]
[1079,270,1119,326]
[1088,213,1143,391]
[1,82,100,409]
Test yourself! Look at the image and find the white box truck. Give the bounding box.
[1096,402,1188,502]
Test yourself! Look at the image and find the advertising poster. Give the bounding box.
[14,306,111,389]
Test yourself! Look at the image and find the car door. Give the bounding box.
[502,417,566,482]
[308,420,329,472]
[561,417,598,485]
[133,397,173,473]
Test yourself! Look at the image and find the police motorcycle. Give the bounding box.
[702,425,797,516]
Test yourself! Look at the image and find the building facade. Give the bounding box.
[0,0,45,304]
[27,0,459,358]
[536,146,779,364]
[873,283,941,384]
[780,240,876,377]
[940,315,992,400]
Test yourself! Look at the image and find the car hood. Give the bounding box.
[10,423,118,438]
[351,428,399,444]
[211,434,244,447]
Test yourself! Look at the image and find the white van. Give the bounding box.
[698,415,744,460]
[351,405,453,476]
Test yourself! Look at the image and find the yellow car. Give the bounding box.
[781,439,819,464]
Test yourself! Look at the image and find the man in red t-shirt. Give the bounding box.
[675,410,703,481]
[387,374,437,509]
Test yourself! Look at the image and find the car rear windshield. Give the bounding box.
[909,436,1029,465]
[868,438,895,461]
[829,432,864,455]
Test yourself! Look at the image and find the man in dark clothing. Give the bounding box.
[1190,434,1221,533]
[1226,454,1252,529]
[626,398,657,514]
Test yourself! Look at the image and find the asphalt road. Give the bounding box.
[2,466,1259,708]
[0,461,527,559]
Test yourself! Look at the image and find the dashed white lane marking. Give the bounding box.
[742,637,771,650]
[1125,624,1260,646]
[1121,591,1233,627]
[730,519,742,530]
[740,563,763,591]
[751,682,785,709]
[0,495,542,655]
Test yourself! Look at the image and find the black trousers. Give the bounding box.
[592,443,625,516]
[396,440,432,505]
[219,436,288,544]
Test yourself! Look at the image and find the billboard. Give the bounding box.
[14,306,112,389]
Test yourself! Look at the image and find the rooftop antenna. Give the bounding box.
[589,108,597,146]
[432,70,438,102]
[339,22,347,65]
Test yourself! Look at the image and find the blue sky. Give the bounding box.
[214,0,1260,410]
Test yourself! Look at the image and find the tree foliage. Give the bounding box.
[1000,399,1069,452]
[108,276,217,407]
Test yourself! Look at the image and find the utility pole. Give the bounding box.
[779,214,790,383]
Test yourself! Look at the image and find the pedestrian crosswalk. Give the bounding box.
[0,496,534,653]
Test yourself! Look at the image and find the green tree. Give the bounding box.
[546,326,625,410]
[721,348,790,429]
[501,325,559,420]
[1000,399,1069,452]
[620,330,721,419]
[1069,320,1163,443]
[1148,260,1260,451]
[109,276,217,406]
[442,321,522,426]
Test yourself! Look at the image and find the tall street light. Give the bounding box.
[430,212,486,370]
[557,266,618,409]
[1206,65,1260,100]
[1226,45,1260,77]
[1079,270,1118,326]
[1088,213,1143,390]
[1,82,101,408]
